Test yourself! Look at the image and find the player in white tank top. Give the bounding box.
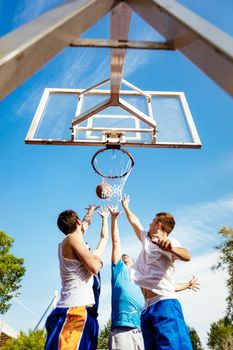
[121,195,193,350]
[57,240,94,307]
[45,206,109,350]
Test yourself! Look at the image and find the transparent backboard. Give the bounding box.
[25,86,201,148]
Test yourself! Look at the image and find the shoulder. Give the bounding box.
[68,232,86,249]
[68,232,82,242]
[112,259,125,276]
[112,259,124,269]
[170,237,182,248]
[140,230,148,240]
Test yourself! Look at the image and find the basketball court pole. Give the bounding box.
[0,0,120,99]
[70,38,174,51]
[0,314,6,337]
[0,0,232,98]
[34,291,58,331]
[110,2,131,103]
[127,0,233,96]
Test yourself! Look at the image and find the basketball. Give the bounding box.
[96,182,112,199]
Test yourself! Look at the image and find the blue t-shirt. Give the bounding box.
[111,259,145,330]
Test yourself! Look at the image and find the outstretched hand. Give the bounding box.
[121,194,130,209]
[82,204,100,234]
[85,204,100,212]
[97,206,109,219]
[108,204,122,218]
[188,276,200,291]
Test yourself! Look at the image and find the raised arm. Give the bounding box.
[93,206,109,258]
[109,205,122,264]
[155,238,191,261]
[175,276,200,292]
[82,204,99,234]
[69,233,102,275]
[171,246,191,261]
[121,195,143,241]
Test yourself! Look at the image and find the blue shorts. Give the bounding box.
[141,299,193,350]
[44,306,99,350]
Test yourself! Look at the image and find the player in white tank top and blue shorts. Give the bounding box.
[44,206,109,350]
[121,195,193,350]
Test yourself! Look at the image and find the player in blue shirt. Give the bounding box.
[108,205,145,350]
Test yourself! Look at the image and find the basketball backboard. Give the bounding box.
[25,79,201,148]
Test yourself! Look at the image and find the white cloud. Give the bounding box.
[12,0,59,25]
[124,26,161,78]
[16,48,110,119]
[176,251,227,350]
[173,194,233,250]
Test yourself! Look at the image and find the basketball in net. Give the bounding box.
[92,146,134,202]
[96,182,112,199]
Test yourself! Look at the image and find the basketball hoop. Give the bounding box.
[91,146,134,204]
[91,146,134,179]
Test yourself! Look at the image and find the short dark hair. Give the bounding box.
[57,210,80,235]
[122,254,134,262]
[156,212,175,234]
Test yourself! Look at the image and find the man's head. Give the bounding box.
[57,210,81,235]
[122,254,134,268]
[149,212,175,238]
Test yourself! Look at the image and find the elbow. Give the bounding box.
[112,238,120,245]
[179,248,191,262]
[90,267,99,275]
[184,253,191,262]
[89,258,102,275]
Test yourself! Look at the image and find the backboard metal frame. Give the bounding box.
[25,79,201,149]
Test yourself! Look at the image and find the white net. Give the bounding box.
[102,170,132,205]
[92,148,134,208]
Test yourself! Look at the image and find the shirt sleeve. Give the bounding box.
[112,259,124,279]
[140,230,147,242]
[170,238,182,248]
[170,238,183,261]
[155,238,182,260]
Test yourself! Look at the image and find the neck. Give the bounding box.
[70,227,82,236]
[149,229,167,239]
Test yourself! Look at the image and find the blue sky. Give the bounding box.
[0,1,233,349]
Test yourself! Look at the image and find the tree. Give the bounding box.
[0,231,26,314]
[188,326,204,350]
[207,317,233,350]
[1,329,46,350]
[211,226,233,318]
[98,319,111,349]
[207,227,233,349]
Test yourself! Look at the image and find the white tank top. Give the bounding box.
[56,241,95,308]
[131,230,181,298]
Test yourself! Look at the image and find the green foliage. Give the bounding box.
[212,226,233,318]
[1,329,46,350]
[0,231,26,314]
[98,319,111,349]
[98,321,205,350]
[207,317,233,350]
[188,326,204,350]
